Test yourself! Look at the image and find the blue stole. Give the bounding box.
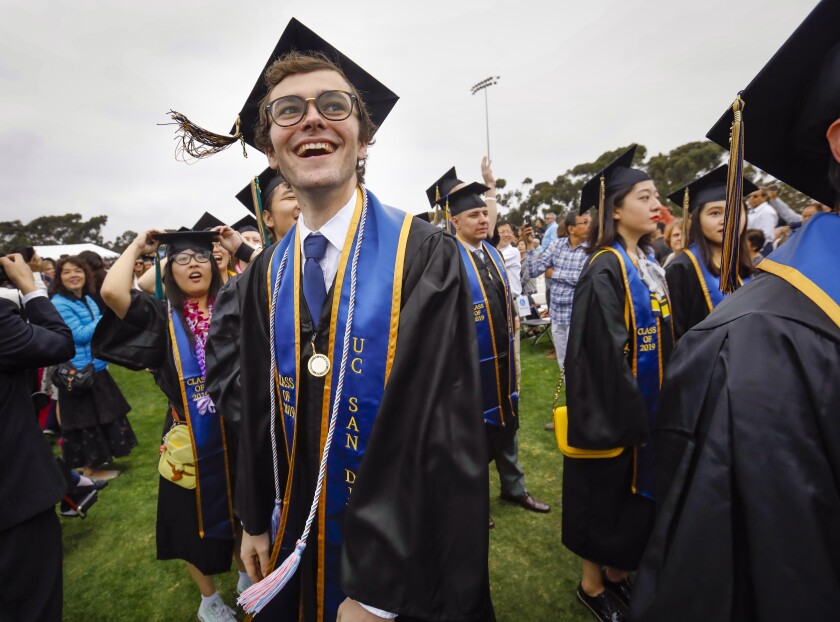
[168,311,234,539]
[457,238,518,427]
[267,187,412,622]
[602,243,669,499]
[759,213,840,331]
[684,244,751,312]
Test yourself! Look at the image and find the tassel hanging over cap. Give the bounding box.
[162,111,248,162]
[154,254,164,301]
[598,175,606,236]
[720,94,745,294]
[682,188,691,243]
[251,176,271,247]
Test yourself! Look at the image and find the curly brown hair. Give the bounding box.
[50,256,95,299]
[253,51,378,184]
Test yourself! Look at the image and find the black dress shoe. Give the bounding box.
[500,492,551,513]
[488,516,495,529]
[602,570,632,609]
[576,584,626,622]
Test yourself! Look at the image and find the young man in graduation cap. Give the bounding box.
[431,169,550,525]
[176,19,492,622]
[631,2,840,620]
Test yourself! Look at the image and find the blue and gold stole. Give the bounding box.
[684,244,750,312]
[457,238,518,427]
[596,243,671,499]
[759,212,840,329]
[266,186,412,622]
[169,310,235,539]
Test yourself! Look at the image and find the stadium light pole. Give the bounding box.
[471,76,500,160]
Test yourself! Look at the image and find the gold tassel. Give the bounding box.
[682,188,691,243]
[251,176,271,247]
[598,175,606,237]
[720,95,745,294]
[161,111,248,162]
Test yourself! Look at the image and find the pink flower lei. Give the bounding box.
[183,297,214,379]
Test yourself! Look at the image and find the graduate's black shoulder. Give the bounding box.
[665,252,693,274]
[691,271,840,343]
[581,246,623,279]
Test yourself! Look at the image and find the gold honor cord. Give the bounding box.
[161,111,248,162]
[720,94,745,294]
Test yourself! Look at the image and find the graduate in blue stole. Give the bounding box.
[93,230,241,621]
[430,169,551,525]
[633,3,840,620]
[563,146,675,621]
[176,19,494,622]
[665,165,758,340]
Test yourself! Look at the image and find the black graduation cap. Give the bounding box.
[667,165,759,214]
[232,214,260,234]
[153,231,218,255]
[167,18,399,160]
[192,212,226,231]
[579,145,650,214]
[706,0,840,207]
[415,212,432,223]
[425,167,460,208]
[436,182,490,216]
[236,168,287,215]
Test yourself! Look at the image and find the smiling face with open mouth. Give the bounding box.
[265,69,367,199]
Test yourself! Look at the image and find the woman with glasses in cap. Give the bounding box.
[562,147,674,622]
[94,230,241,622]
[664,166,756,341]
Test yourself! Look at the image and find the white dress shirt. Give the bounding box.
[498,243,523,298]
[747,201,779,245]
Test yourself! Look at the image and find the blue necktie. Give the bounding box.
[303,234,329,328]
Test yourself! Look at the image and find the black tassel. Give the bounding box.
[161,111,248,162]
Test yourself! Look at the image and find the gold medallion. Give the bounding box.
[308,353,331,377]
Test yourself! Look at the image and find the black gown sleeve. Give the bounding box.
[340,227,489,620]
[0,297,74,370]
[92,290,167,371]
[206,277,242,426]
[665,254,704,342]
[564,252,649,449]
[632,274,840,621]
[233,246,276,535]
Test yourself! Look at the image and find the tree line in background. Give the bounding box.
[1,140,813,252]
[494,141,812,225]
[0,214,136,254]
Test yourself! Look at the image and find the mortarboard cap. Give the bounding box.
[153,230,218,255]
[425,167,460,208]
[707,0,840,207]
[579,145,650,215]
[236,168,288,215]
[167,18,399,160]
[436,182,490,216]
[232,214,260,234]
[667,165,759,214]
[415,212,432,223]
[706,0,840,292]
[192,212,226,231]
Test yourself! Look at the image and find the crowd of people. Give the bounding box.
[3,4,840,622]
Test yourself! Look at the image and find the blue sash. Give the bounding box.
[169,311,234,540]
[267,187,412,622]
[759,213,840,330]
[684,244,751,312]
[457,238,518,427]
[603,243,669,499]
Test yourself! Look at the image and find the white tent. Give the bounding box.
[34,243,119,259]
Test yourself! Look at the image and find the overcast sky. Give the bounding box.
[0,0,818,240]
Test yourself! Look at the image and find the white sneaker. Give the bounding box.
[236,574,253,595]
[197,595,238,622]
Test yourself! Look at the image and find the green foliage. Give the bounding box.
[646,141,725,201]
[0,213,132,254]
[62,346,591,621]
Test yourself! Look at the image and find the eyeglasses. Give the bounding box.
[265,90,358,127]
[171,250,212,265]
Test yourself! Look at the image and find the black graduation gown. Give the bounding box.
[92,291,235,575]
[562,251,674,570]
[631,272,840,621]
[230,218,493,621]
[664,252,714,342]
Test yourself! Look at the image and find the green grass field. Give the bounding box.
[60,337,591,621]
